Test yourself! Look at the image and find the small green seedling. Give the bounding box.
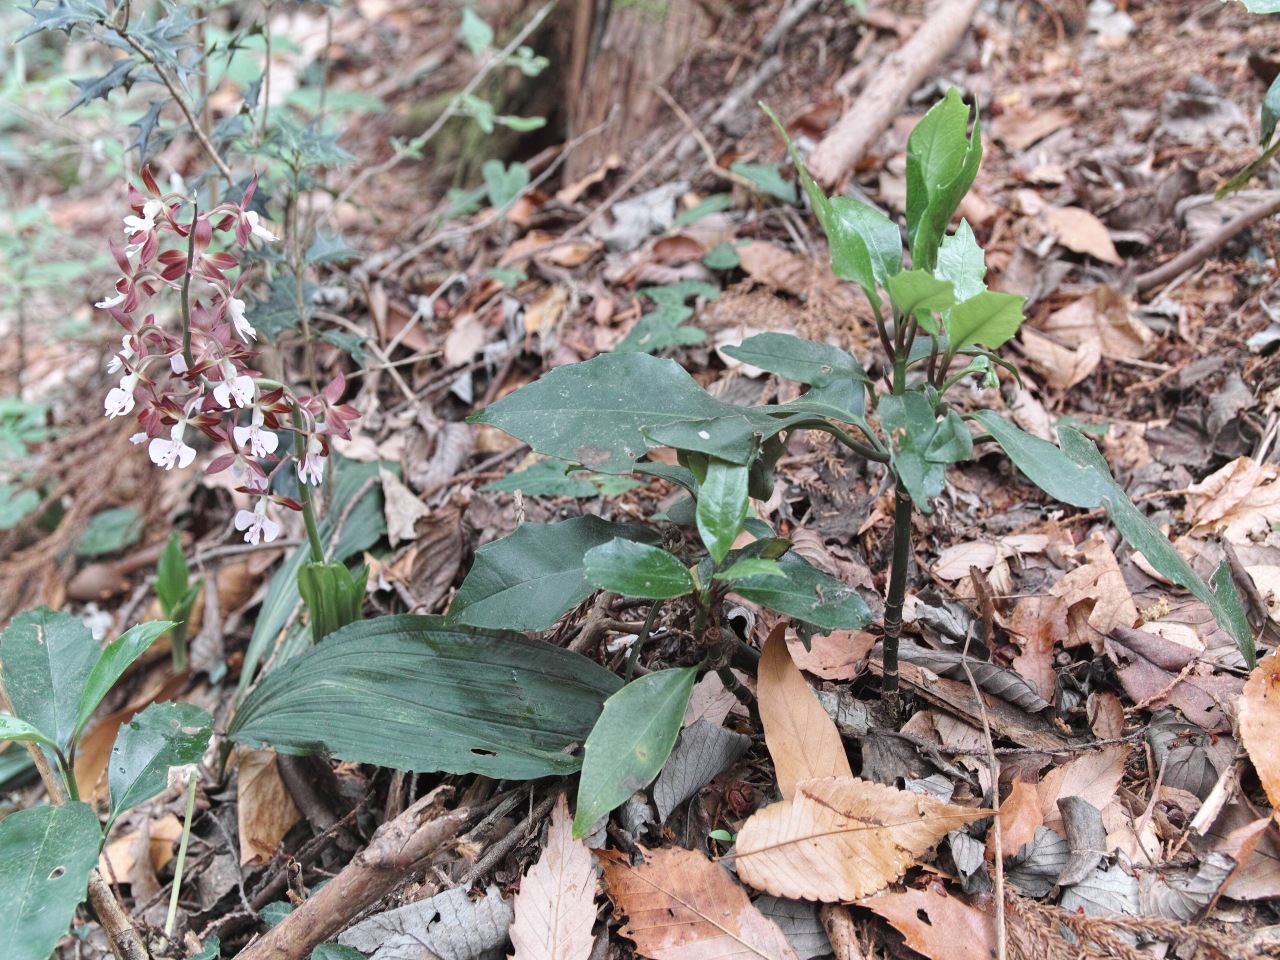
[156,532,204,673]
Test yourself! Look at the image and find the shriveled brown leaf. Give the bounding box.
[1042,206,1122,264]
[525,285,570,334]
[99,812,182,880]
[1036,745,1130,835]
[237,747,303,866]
[1040,286,1153,361]
[860,887,996,960]
[737,242,825,296]
[510,794,597,960]
[381,467,430,548]
[785,628,875,681]
[1240,651,1280,816]
[601,846,799,960]
[1051,533,1138,647]
[1019,327,1101,389]
[1008,595,1067,703]
[735,776,989,902]
[1185,458,1280,544]
[989,103,1077,152]
[759,625,852,797]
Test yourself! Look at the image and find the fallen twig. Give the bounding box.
[1136,190,1280,292]
[236,786,469,960]
[806,0,983,187]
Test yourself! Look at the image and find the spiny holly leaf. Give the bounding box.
[66,58,139,114]
[129,101,165,160]
[17,0,107,41]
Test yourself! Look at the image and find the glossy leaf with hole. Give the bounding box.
[230,615,622,779]
[584,539,695,600]
[572,666,699,838]
[0,802,101,960]
[109,700,212,825]
[448,516,659,631]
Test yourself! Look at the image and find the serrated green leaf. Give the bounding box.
[0,714,60,754]
[0,608,98,751]
[447,517,658,630]
[0,803,101,960]
[906,88,982,270]
[230,616,622,778]
[469,353,760,474]
[66,58,137,114]
[109,701,211,823]
[73,620,173,745]
[935,220,987,303]
[305,232,359,265]
[584,540,694,599]
[886,268,955,335]
[18,0,108,41]
[879,392,946,511]
[972,411,1256,665]
[572,666,698,837]
[945,290,1025,351]
[191,934,221,960]
[726,548,871,632]
[720,333,870,387]
[697,459,750,564]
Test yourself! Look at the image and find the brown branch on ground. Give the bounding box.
[1136,190,1280,292]
[235,786,469,960]
[806,0,984,188]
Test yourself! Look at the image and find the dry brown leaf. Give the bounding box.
[785,629,875,681]
[380,467,430,548]
[237,748,302,865]
[601,846,799,960]
[1008,595,1067,703]
[759,625,852,797]
[860,887,996,960]
[1051,533,1138,646]
[989,103,1077,152]
[1036,745,1131,835]
[1185,458,1280,544]
[1240,651,1280,817]
[1041,206,1122,264]
[443,312,491,367]
[988,778,1043,859]
[1018,326,1102,389]
[99,813,182,880]
[510,794,597,960]
[683,671,748,728]
[736,242,823,296]
[525,285,570,334]
[1040,286,1153,361]
[734,776,989,902]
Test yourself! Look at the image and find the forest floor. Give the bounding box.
[2,0,1280,958]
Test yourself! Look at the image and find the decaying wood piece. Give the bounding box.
[806,0,983,187]
[236,786,470,960]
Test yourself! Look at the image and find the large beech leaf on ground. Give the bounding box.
[734,776,988,902]
[447,517,658,630]
[230,615,622,780]
[758,625,852,797]
[600,846,800,960]
[238,456,386,700]
[0,802,101,960]
[584,540,694,600]
[729,551,871,633]
[509,795,596,960]
[1240,651,1280,811]
[469,352,753,475]
[972,411,1255,665]
[573,666,697,837]
[0,607,99,750]
[339,884,513,960]
[906,87,982,270]
[862,888,995,960]
[109,701,212,826]
[720,334,871,389]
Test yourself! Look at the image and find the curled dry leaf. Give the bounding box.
[237,747,302,866]
[758,624,852,798]
[734,776,990,902]
[860,887,996,960]
[1051,533,1138,647]
[1036,745,1131,836]
[600,846,800,960]
[988,778,1044,859]
[1185,458,1280,544]
[1239,650,1280,816]
[509,794,597,960]
[1041,206,1122,264]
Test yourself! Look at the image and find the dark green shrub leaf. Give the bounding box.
[109,701,211,824]
[935,220,987,303]
[469,353,753,475]
[0,715,60,754]
[945,290,1025,352]
[0,484,40,530]
[775,381,870,424]
[879,392,947,511]
[312,946,363,960]
[729,161,798,203]
[72,620,173,744]
[482,460,643,498]
[885,269,955,335]
[239,456,386,700]
[0,608,99,751]
[1264,72,1280,145]
[230,616,622,779]
[729,551,871,632]
[447,517,658,631]
[697,459,750,564]
[972,411,1256,665]
[644,410,807,465]
[715,558,785,581]
[927,409,974,464]
[297,561,368,643]
[584,540,694,599]
[906,88,982,270]
[0,803,101,960]
[77,506,143,557]
[482,159,530,210]
[703,242,741,269]
[720,333,870,387]
[572,666,698,838]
